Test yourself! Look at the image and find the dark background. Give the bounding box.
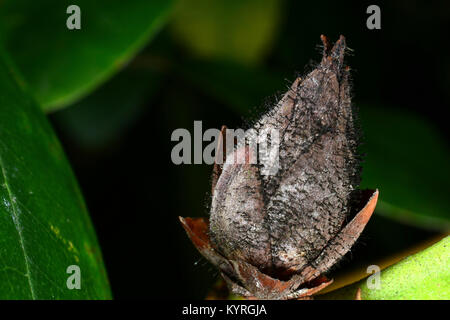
[48,1,449,299]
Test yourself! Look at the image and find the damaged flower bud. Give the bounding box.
[180,35,379,300]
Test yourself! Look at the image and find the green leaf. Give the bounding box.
[171,0,282,65]
[318,234,447,295]
[0,0,174,112]
[0,51,111,298]
[360,106,450,232]
[319,236,450,299]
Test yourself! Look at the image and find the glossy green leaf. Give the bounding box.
[171,0,282,65]
[360,106,450,231]
[319,236,450,299]
[0,51,111,299]
[0,0,174,112]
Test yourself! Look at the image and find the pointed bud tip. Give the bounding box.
[320,35,348,77]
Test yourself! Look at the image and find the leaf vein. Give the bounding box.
[0,153,37,299]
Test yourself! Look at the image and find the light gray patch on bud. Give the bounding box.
[258,127,280,176]
[210,148,271,270]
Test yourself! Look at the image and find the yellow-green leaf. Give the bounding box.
[171,0,282,65]
[319,236,450,300]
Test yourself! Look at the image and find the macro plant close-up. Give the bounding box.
[0,0,448,305]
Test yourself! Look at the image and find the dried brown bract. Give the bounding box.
[180,35,378,300]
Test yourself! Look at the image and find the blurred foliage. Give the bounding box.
[0,0,174,112]
[179,59,286,116]
[54,66,163,148]
[360,106,450,232]
[0,0,448,299]
[171,0,282,65]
